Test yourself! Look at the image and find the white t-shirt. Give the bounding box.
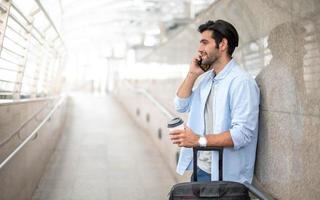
[197,82,215,174]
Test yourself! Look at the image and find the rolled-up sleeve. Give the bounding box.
[229,78,260,150]
[174,93,193,113]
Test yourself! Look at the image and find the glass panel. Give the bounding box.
[12,0,37,17]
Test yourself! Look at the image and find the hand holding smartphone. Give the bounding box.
[196,57,211,72]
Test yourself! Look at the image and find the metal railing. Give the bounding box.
[123,80,174,119]
[0,0,65,99]
[243,181,275,200]
[0,98,53,149]
[0,95,65,170]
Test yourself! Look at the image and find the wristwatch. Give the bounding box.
[198,136,207,147]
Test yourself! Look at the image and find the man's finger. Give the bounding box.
[173,140,180,144]
[172,138,183,144]
[169,130,183,135]
[170,134,182,140]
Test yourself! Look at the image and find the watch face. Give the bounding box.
[199,137,207,147]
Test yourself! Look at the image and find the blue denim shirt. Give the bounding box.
[174,59,260,183]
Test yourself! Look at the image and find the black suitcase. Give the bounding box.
[169,147,271,200]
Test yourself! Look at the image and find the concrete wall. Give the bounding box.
[116,0,320,199]
[0,97,68,200]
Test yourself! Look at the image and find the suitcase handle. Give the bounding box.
[192,147,223,182]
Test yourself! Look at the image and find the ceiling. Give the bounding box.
[56,0,215,56]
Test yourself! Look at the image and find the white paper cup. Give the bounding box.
[167,117,184,133]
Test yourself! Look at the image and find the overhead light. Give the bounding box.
[145,27,160,35]
[143,35,159,47]
[133,0,143,6]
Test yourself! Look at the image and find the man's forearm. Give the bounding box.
[177,72,199,98]
[206,131,234,147]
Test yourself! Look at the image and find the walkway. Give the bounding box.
[32,92,175,200]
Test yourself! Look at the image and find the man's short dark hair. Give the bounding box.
[198,20,239,56]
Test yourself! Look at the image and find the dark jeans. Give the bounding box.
[191,167,211,182]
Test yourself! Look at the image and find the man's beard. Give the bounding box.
[204,55,218,66]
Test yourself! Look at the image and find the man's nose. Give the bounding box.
[198,45,204,54]
[198,50,205,57]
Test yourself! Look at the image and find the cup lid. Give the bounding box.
[167,117,184,128]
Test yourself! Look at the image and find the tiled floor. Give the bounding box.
[32,92,176,200]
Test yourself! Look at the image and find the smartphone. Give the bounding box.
[197,58,211,72]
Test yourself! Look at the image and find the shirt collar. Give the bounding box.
[213,59,235,81]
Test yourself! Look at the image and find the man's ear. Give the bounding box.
[219,38,228,51]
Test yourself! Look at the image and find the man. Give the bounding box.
[170,20,260,184]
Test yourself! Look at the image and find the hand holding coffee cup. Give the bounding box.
[168,117,185,145]
[168,117,200,147]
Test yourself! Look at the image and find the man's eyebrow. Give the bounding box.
[200,39,208,43]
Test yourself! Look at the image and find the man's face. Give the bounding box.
[198,30,220,65]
